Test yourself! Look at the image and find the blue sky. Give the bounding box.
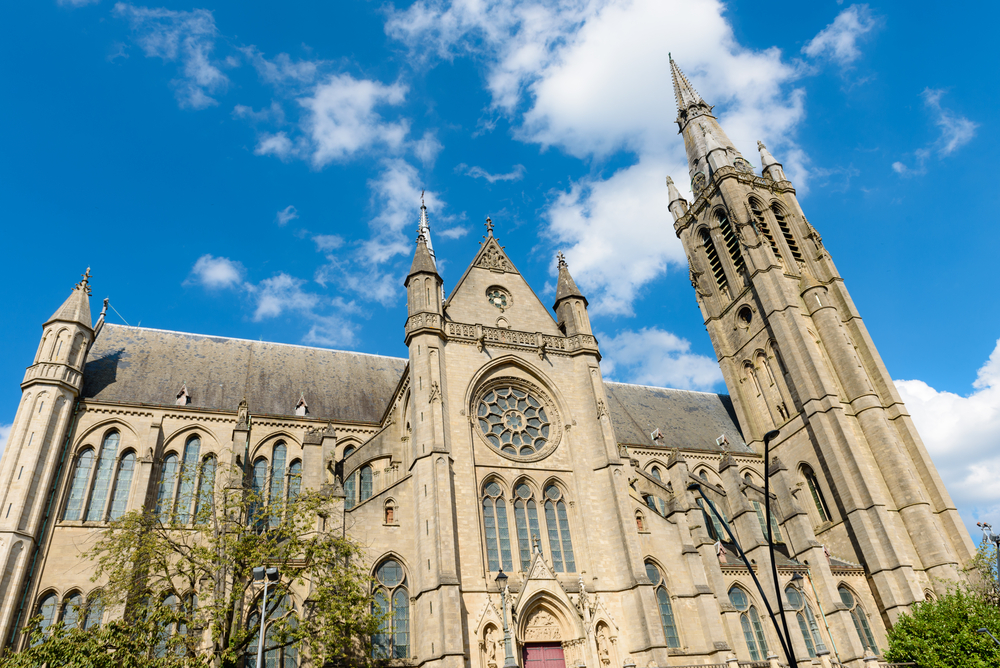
[3,0,1000,535]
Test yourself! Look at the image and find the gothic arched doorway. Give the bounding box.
[521,608,565,668]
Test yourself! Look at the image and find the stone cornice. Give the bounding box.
[674,166,795,236]
[408,319,600,358]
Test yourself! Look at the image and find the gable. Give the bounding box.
[444,236,562,335]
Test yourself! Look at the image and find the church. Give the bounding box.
[0,60,974,667]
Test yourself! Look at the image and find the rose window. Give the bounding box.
[478,387,551,457]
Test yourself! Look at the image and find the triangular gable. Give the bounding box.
[445,235,562,336]
[512,551,586,642]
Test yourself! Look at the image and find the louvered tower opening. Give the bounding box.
[749,199,781,260]
[716,211,746,275]
[699,228,730,296]
[771,204,803,264]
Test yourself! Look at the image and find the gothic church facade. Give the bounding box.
[0,61,974,667]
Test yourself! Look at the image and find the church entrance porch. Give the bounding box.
[523,643,565,668]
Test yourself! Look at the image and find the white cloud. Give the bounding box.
[276,205,299,226]
[893,89,977,176]
[413,130,444,165]
[113,3,228,109]
[0,423,11,460]
[250,273,320,321]
[438,226,469,240]
[241,47,322,86]
[389,0,808,316]
[313,234,344,251]
[896,338,1000,536]
[254,132,296,159]
[300,74,409,167]
[463,164,525,183]
[233,101,285,125]
[58,0,100,7]
[802,4,879,66]
[600,327,723,391]
[184,254,245,289]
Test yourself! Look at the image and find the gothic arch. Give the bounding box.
[74,420,139,454]
[338,436,363,460]
[511,475,540,496]
[249,430,300,460]
[515,590,585,646]
[161,425,219,459]
[463,354,575,429]
[369,551,411,580]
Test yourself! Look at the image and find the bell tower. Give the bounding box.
[665,58,974,624]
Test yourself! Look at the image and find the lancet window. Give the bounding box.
[771,203,803,265]
[839,586,877,653]
[802,466,832,523]
[749,198,782,262]
[513,483,542,571]
[716,210,746,275]
[482,481,513,572]
[543,485,575,572]
[785,585,827,658]
[245,592,297,667]
[695,497,733,543]
[751,500,784,544]
[729,586,768,661]
[645,561,680,647]
[373,559,409,659]
[84,431,122,522]
[699,228,730,298]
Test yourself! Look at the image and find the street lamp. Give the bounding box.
[253,566,280,668]
[977,628,1000,647]
[762,429,797,668]
[977,522,1000,590]
[496,570,518,668]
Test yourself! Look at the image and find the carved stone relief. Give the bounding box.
[523,609,561,641]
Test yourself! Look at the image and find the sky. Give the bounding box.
[2,0,999,539]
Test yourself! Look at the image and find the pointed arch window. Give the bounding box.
[839,586,877,653]
[194,456,217,523]
[359,465,373,503]
[63,448,94,521]
[699,228,730,298]
[108,452,135,520]
[156,454,179,523]
[288,460,302,504]
[33,593,58,643]
[749,198,782,262]
[729,586,768,661]
[83,592,104,630]
[245,593,297,667]
[513,483,542,571]
[269,442,287,529]
[373,559,409,659]
[482,482,513,572]
[751,500,784,544]
[785,586,826,658]
[85,431,120,522]
[716,210,746,275]
[345,471,357,510]
[802,466,831,523]
[249,457,268,532]
[61,592,83,629]
[645,562,680,647]
[543,485,575,572]
[695,497,732,543]
[771,204,803,265]
[175,436,201,522]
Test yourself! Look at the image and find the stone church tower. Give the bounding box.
[665,57,975,620]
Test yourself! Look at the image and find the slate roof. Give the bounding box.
[83,325,408,423]
[82,326,747,453]
[603,381,750,454]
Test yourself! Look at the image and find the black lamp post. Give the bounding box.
[977,628,1000,647]
[762,429,797,668]
[496,570,518,668]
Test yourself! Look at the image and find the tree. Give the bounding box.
[3,459,384,668]
[883,588,1000,668]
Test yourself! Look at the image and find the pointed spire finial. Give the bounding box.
[417,193,435,260]
[557,251,567,268]
[76,267,92,296]
[421,189,425,208]
[485,216,494,236]
[670,57,706,115]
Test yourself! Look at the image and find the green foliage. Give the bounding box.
[884,589,1000,667]
[3,461,384,668]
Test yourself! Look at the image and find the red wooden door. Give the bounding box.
[522,643,565,668]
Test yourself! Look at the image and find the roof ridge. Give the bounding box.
[604,380,726,397]
[101,324,407,361]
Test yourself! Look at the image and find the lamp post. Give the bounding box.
[977,522,1000,592]
[762,429,797,668]
[977,628,1000,647]
[496,570,518,668]
[253,566,280,668]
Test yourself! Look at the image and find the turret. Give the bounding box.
[757,141,786,181]
[405,232,442,319]
[552,253,591,336]
[27,268,96,392]
[666,176,689,222]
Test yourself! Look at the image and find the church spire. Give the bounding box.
[407,230,438,280]
[552,253,591,337]
[554,252,587,306]
[47,267,93,329]
[418,190,435,262]
[670,54,708,122]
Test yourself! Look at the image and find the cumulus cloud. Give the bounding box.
[113,3,228,109]
[802,4,879,66]
[462,163,525,183]
[250,273,320,320]
[313,234,344,251]
[184,254,245,289]
[413,131,444,165]
[601,327,723,391]
[0,423,11,459]
[241,47,322,86]
[275,205,299,226]
[896,338,1000,535]
[389,0,808,316]
[893,88,977,176]
[300,74,409,167]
